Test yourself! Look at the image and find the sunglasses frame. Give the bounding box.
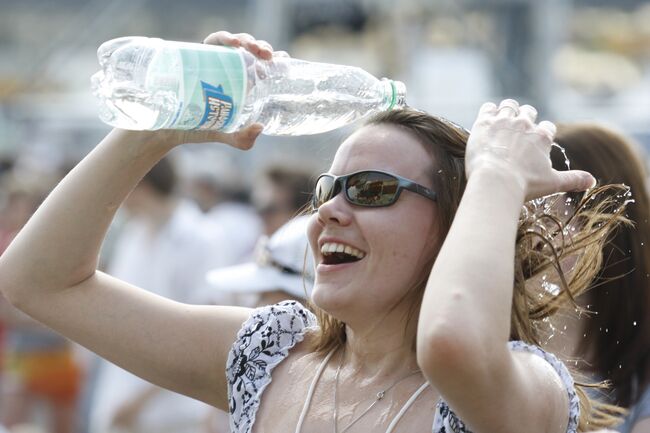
[312,170,437,209]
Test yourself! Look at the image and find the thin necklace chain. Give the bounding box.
[332,348,422,433]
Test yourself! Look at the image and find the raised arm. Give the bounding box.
[0,32,272,410]
[416,100,596,432]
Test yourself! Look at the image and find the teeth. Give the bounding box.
[320,242,366,259]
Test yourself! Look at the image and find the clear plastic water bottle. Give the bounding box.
[91,37,406,136]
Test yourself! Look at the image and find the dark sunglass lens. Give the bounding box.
[347,172,399,206]
[313,175,335,208]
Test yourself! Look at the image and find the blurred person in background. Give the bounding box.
[196,215,314,433]
[182,151,263,269]
[253,163,315,236]
[202,214,313,309]
[196,161,315,308]
[88,156,214,433]
[0,169,82,433]
[548,124,650,433]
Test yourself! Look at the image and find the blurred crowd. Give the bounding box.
[0,149,318,433]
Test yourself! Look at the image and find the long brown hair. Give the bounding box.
[307,108,628,430]
[553,123,650,409]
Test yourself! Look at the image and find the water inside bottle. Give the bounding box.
[91,39,181,130]
[258,93,386,135]
[251,69,403,135]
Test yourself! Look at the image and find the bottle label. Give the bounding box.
[172,45,246,130]
[198,81,235,129]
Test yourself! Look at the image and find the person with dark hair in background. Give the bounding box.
[0,31,633,433]
[548,124,650,433]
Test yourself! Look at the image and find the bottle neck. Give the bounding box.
[382,79,406,110]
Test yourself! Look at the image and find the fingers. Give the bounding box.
[496,99,519,118]
[203,31,239,46]
[554,169,597,193]
[203,31,274,60]
[518,105,537,122]
[486,100,536,121]
[537,120,556,141]
[480,100,550,134]
[228,123,264,150]
[478,101,498,116]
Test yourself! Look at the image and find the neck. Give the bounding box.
[341,309,419,379]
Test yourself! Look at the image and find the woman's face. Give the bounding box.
[307,124,441,317]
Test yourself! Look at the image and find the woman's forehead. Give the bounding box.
[330,124,434,176]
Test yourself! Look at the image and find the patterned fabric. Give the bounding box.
[226,301,316,433]
[226,303,580,433]
[432,340,580,433]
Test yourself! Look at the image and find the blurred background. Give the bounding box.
[0,0,649,432]
[1,0,649,168]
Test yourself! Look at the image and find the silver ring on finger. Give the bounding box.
[497,103,519,116]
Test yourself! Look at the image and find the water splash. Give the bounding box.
[542,279,560,296]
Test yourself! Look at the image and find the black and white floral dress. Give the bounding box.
[225,301,580,433]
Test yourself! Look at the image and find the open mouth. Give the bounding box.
[320,242,366,265]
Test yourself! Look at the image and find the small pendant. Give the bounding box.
[376,391,385,400]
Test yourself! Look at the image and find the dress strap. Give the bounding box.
[385,381,430,433]
[294,347,337,433]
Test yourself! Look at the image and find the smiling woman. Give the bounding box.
[0,30,629,433]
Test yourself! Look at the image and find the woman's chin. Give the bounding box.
[311,284,351,315]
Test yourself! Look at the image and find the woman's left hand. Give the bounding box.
[465,99,595,201]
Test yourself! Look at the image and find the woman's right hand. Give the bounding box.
[153,31,281,150]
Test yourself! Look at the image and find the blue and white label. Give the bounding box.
[170,43,246,130]
[197,81,235,130]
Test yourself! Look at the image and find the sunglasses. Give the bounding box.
[312,170,437,209]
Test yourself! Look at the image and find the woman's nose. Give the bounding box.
[316,192,353,226]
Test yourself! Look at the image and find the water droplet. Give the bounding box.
[619,364,622,369]
[583,333,587,338]
[605,328,609,333]
[542,280,560,296]
[633,321,637,326]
